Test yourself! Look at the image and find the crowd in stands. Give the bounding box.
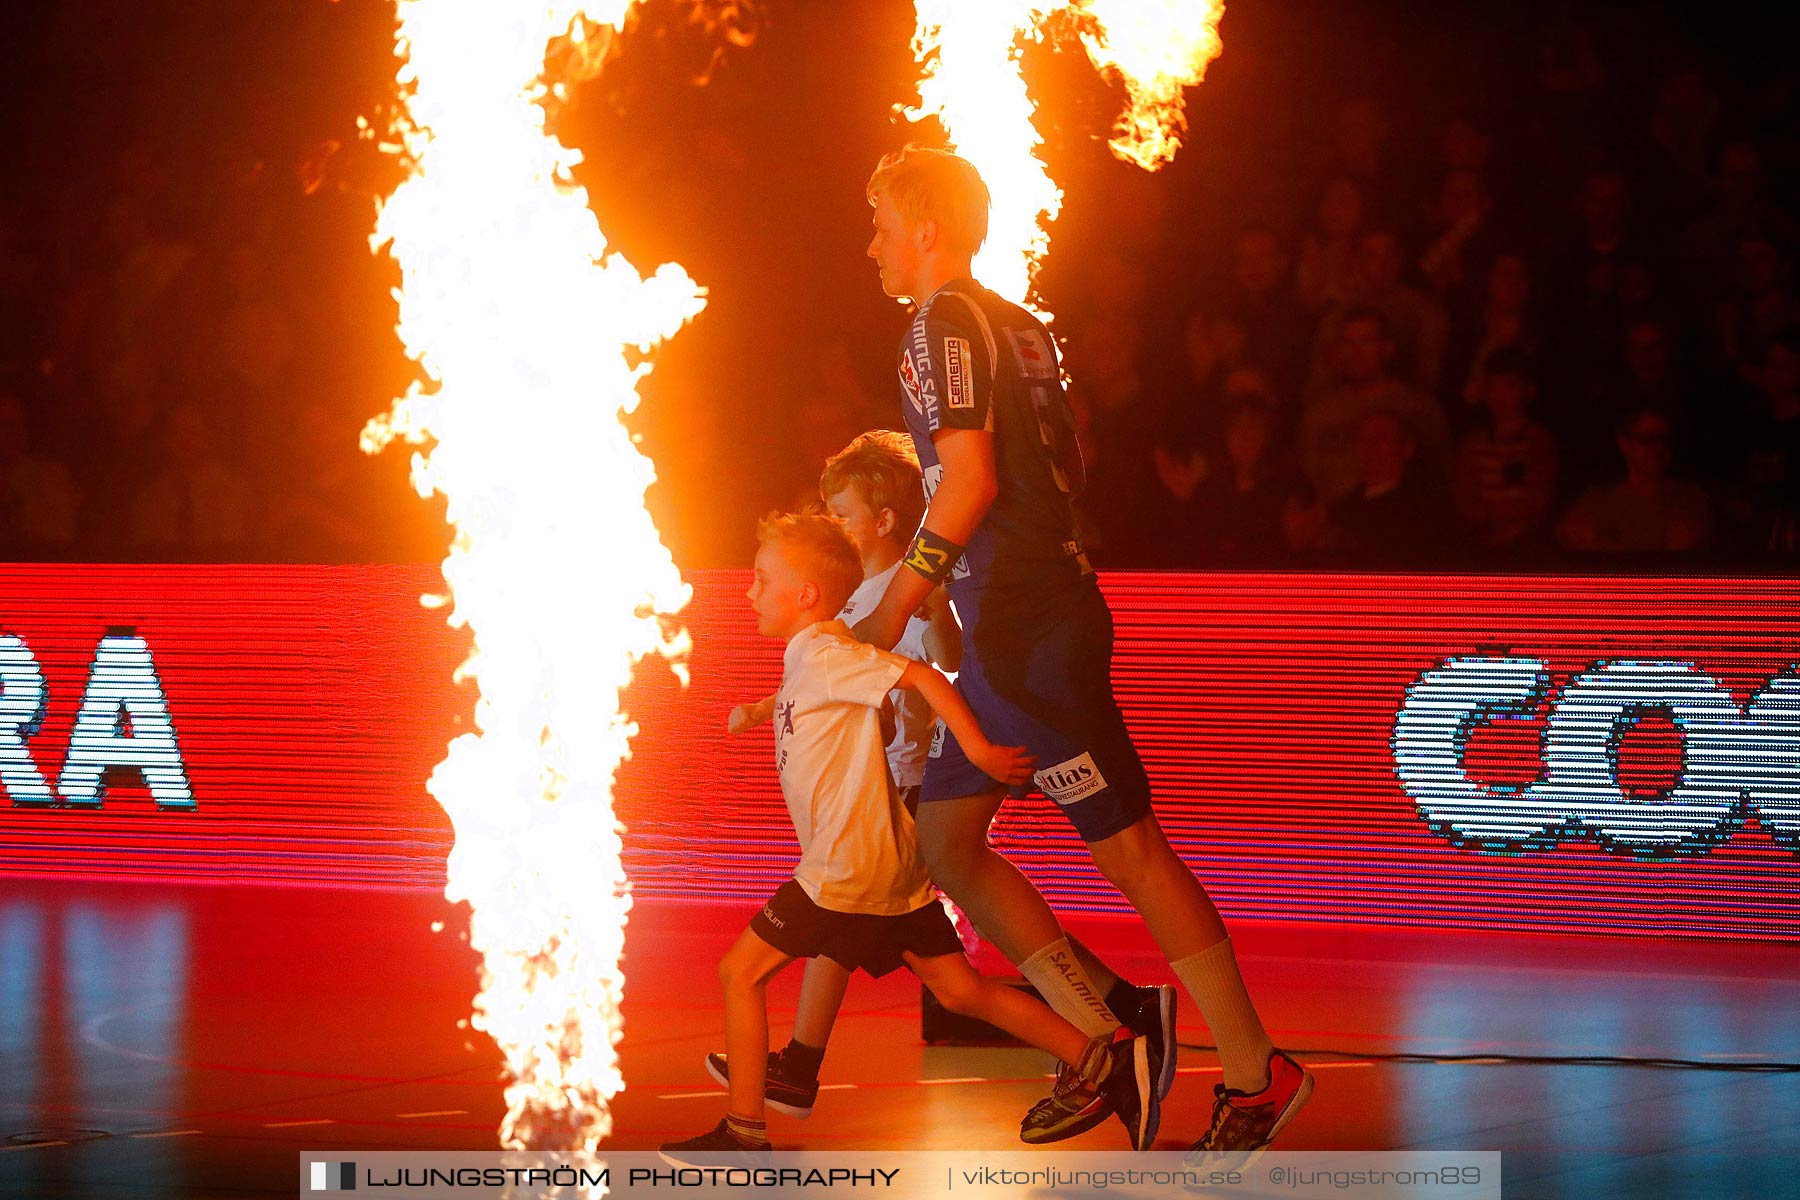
[1066,107,1800,570]
[1,2,1794,573]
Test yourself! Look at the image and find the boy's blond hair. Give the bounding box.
[819,430,926,543]
[756,509,865,617]
[866,145,990,258]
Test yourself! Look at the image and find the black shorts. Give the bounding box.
[749,880,963,978]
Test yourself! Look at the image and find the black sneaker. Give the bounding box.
[1101,1027,1161,1150]
[659,1119,772,1167]
[705,1047,819,1118]
[1019,1028,1158,1149]
[1184,1049,1313,1169]
[1114,983,1178,1099]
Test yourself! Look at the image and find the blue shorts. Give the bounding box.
[921,580,1152,843]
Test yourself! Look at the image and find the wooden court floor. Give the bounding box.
[0,881,1793,1199]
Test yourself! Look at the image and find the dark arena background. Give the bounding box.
[3,2,1799,1199]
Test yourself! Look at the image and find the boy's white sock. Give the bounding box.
[1171,937,1275,1093]
[1018,937,1121,1038]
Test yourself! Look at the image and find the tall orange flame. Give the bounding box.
[363,0,699,1152]
[908,0,1225,311]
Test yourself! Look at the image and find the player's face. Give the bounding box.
[747,540,811,639]
[823,486,883,563]
[868,192,926,301]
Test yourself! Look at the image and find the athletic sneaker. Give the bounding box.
[1019,1028,1159,1150]
[659,1119,772,1167]
[704,1048,818,1118]
[1183,1050,1313,1167]
[1114,982,1178,1099]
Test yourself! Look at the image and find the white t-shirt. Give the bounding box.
[837,561,936,788]
[776,620,935,915]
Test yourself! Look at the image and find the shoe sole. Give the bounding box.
[1187,1068,1315,1174]
[1152,985,1178,1099]
[1133,1034,1161,1150]
[659,1147,773,1169]
[704,1055,815,1119]
[1262,1068,1314,1146]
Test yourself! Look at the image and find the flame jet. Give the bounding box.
[908,0,1225,313]
[363,0,702,1152]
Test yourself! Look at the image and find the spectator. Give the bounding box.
[1559,407,1710,553]
[1171,309,1234,440]
[1193,370,1305,563]
[1445,251,1542,424]
[1137,315,1237,559]
[1681,139,1799,304]
[1302,307,1452,504]
[127,402,253,557]
[1648,68,1722,220]
[1441,116,1492,176]
[1328,409,1454,561]
[215,242,298,399]
[1570,315,1696,483]
[1719,332,1800,556]
[1311,231,1449,396]
[0,389,79,558]
[1418,169,1503,319]
[1318,98,1403,226]
[1297,176,1365,313]
[1714,233,1800,369]
[1452,350,1558,551]
[1218,226,1310,395]
[263,404,378,562]
[1069,314,1159,564]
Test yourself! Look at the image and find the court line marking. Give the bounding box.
[264,1119,335,1128]
[131,1130,203,1139]
[2,1140,69,1152]
[655,1061,1373,1102]
[396,1110,469,1119]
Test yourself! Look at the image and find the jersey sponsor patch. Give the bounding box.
[1034,751,1107,806]
[944,336,975,410]
[1006,327,1058,380]
[900,349,925,416]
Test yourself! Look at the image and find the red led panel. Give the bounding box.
[3,567,1798,942]
[0,565,464,887]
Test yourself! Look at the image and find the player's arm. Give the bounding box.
[727,693,776,734]
[853,428,996,651]
[894,659,1032,786]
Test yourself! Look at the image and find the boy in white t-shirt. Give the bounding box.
[717,432,1176,1121]
[661,512,1155,1162]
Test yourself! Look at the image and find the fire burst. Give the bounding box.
[909,0,1225,309]
[363,0,700,1150]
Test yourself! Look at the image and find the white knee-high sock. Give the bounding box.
[1018,937,1120,1038]
[1171,937,1274,1093]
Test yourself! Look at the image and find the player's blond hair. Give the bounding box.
[819,430,926,542]
[755,509,865,616]
[866,145,990,258]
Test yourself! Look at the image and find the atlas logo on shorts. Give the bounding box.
[1035,751,1107,806]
